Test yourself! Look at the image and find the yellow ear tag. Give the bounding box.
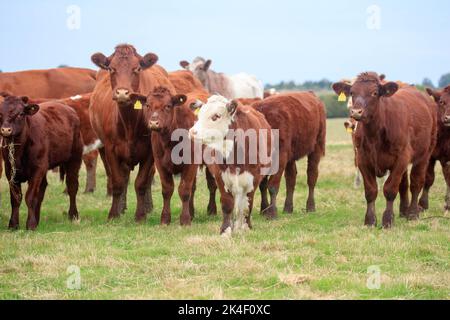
[134,100,143,110]
[346,127,353,134]
[338,92,347,102]
[194,108,200,116]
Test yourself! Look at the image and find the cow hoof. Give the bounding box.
[364,216,377,227]
[283,203,294,214]
[207,204,217,216]
[220,227,232,237]
[306,200,316,213]
[135,215,147,224]
[84,189,94,194]
[407,214,419,221]
[180,217,192,226]
[8,223,19,230]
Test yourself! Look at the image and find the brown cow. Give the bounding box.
[251,92,326,217]
[419,86,450,214]
[0,94,82,230]
[237,98,262,105]
[333,72,437,228]
[29,94,102,193]
[189,95,273,234]
[169,70,206,95]
[0,68,96,99]
[90,44,175,221]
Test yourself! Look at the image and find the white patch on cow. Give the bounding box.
[221,169,254,232]
[70,95,82,101]
[190,95,234,157]
[188,57,207,73]
[229,73,264,99]
[83,139,103,155]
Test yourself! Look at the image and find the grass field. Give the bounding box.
[0,119,449,300]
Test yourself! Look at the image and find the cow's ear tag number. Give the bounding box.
[134,100,143,110]
[338,92,347,102]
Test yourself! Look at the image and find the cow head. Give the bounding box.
[333,72,399,122]
[189,95,237,147]
[0,94,39,138]
[130,87,186,132]
[427,86,450,127]
[91,44,158,105]
[179,57,212,87]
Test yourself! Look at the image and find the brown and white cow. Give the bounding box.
[29,94,102,193]
[0,68,96,99]
[419,86,450,214]
[251,92,326,217]
[0,94,83,230]
[90,44,175,221]
[189,95,273,234]
[180,58,264,99]
[333,72,437,228]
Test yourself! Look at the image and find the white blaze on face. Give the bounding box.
[70,95,82,101]
[221,169,254,233]
[189,95,234,156]
[189,57,206,73]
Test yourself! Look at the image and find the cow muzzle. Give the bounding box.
[1,127,12,137]
[114,89,131,103]
[350,108,363,121]
[443,115,450,127]
[148,120,160,131]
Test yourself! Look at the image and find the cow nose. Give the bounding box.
[115,89,130,101]
[351,109,363,120]
[1,127,12,137]
[149,120,159,128]
[445,115,450,122]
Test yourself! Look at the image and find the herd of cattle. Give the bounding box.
[0,44,449,234]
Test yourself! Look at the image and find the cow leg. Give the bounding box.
[283,160,297,213]
[83,152,98,193]
[220,191,234,235]
[143,166,155,214]
[179,166,197,226]
[98,147,113,197]
[35,177,48,225]
[399,171,410,218]
[25,171,46,230]
[8,183,22,230]
[382,163,408,229]
[419,159,436,212]
[190,177,196,220]
[259,176,269,214]
[105,149,128,220]
[159,169,174,225]
[134,158,153,223]
[118,169,130,215]
[306,150,321,213]
[245,190,256,230]
[359,162,378,227]
[66,158,81,221]
[206,167,217,216]
[264,154,288,219]
[407,160,428,221]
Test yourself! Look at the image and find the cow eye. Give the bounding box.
[211,114,221,121]
[133,67,141,74]
[372,91,378,97]
[440,100,446,106]
[109,68,116,74]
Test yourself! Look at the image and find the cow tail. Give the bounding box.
[59,165,66,183]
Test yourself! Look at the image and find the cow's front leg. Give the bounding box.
[8,182,22,230]
[179,165,198,226]
[105,147,128,220]
[25,169,46,230]
[134,157,154,223]
[358,161,378,227]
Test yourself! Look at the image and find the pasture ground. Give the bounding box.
[0,119,449,299]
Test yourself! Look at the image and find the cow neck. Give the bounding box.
[2,119,30,168]
[116,102,143,142]
[360,102,385,142]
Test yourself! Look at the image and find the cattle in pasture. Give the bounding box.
[0,94,83,230]
[333,72,437,228]
[189,95,273,234]
[90,44,175,221]
[169,70,207,95]
[180,57,264,99]
[0,68,96,99]
[237,98,262,105]
[130,87,217,225]
[29,94,102,193]
[419,86,450,214]
[251,92,326,217]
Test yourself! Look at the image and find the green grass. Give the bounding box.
[0,118,449,300]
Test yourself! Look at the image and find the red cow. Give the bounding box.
[333,72,437,228]
[419,86,450,214]
[0,94,82,230]
[89,44,175,221]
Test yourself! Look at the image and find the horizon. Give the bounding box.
[0,0,449,85]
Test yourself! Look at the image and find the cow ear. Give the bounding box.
[91,53,110,70]
[140,53,158,70]
[426,88,441,103]
[21,96,29,104]
[0,91,11,98]
[24,104,39,116]
[332,82,351,97]
[380,82,399,97]
[226,100,238,116]
[129,93,147,105]
[379,74,386,82]
[203,60,212,71]
[171,95,187,107]
[180,61,190,70]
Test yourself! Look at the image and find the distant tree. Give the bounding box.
[438,73,450,88]
[422,78,435,88]
[58,64,69,68]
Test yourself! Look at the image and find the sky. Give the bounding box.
[0,0,449,85]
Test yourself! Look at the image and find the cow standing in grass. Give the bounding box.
[189,95,273,234]
[333,72,437,228]
[90,44,175,221]
[251,92,326,218]
[0,94,82,230]
[419,86,450,214]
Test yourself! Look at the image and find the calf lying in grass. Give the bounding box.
[0,94,82,230]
